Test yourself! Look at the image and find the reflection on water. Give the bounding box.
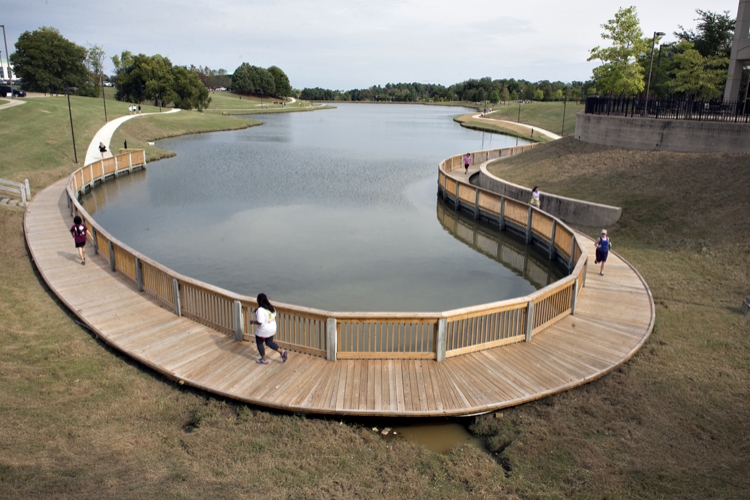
[436,201,566,289]
[82,104,552,312]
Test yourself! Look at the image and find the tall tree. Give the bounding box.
[588,6,649,95]
[10,27,89,93]
[86,45,106,93]
[268,66,292,98]
[667,40,729,99]
[675,9,735,58]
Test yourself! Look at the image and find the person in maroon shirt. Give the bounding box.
[70,216,92,265]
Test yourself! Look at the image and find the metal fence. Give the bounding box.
[585,96,750,123]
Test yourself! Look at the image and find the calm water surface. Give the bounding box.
[84,104,560,311]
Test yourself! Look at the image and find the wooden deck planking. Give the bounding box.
[24,179,654,416]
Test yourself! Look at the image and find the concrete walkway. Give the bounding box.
[0,98,26,111]
[84,108,180,165]
[472,113,562,141]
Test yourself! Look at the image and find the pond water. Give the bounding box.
[83,104,562,312]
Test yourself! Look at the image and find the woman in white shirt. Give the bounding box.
[251,293,288,365]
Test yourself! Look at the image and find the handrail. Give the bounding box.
[65,143,587,363]
[0,177,30,206]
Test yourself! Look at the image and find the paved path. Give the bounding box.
[85,109,180,164]
[471,113,562,141]
[0,98,26,111]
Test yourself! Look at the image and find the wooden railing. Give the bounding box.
[65,144,587,363]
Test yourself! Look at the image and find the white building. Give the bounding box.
[0,54,15,82]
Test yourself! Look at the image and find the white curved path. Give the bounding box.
[84,109,180,165]
[472,113,562,141]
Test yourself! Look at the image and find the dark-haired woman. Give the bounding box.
[69,215,92,265]
[530,186,540,207]
[251,293,288,365]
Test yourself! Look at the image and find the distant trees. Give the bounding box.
[231,63,276,96]
[298,78,585,103]
[268,66,292,98]
[10,27,91,94]
[112,51,210,110]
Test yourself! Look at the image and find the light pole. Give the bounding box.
[65,86,78,163]
[517,89,523,122]
[645,31,665,116]
[0,26,11,82]
[100,72,108,122]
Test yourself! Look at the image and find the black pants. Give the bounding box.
[255,335,279,357]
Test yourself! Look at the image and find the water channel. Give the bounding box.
[83,104,564,313]
[82,104,566,455]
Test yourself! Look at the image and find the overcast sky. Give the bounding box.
[2,0,741,89]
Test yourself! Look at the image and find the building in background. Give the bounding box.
[724,0,750,101]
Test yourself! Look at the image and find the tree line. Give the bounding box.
[300,79,589,103]
[588,7,737,100]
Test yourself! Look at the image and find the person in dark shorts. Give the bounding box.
[594,229,611,276]
[251,293,288,365]
[69,215,92,265]
[463,153,471,174]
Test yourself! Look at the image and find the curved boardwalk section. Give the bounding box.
[25,159,653,417]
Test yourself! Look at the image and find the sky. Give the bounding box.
[1,0,741,89]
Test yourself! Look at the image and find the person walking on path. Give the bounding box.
[98,142,107,158]
[529,186,540,208]
[69,216,92,265]
[594,229,611,276]
[251,293,288,365]
[463,153,471,175]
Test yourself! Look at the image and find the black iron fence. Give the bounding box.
[585,96,750,123]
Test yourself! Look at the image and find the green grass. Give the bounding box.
[476,137,750,498]
[454,113,552,143]
[2,96,749,498]
[486,100,584,137]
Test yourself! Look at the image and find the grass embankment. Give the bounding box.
[0,96,503,499]
[475,137,750,498]
[454,101,584,142]
[202,91,332,115]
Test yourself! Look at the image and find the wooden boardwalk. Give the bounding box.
[25,178,654,416]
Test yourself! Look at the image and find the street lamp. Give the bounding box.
[645,31,665,116]
[517,89,523,122]
[0,26,11,82]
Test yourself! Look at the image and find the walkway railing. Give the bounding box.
[66,144,586,363]
[1,177,30,206]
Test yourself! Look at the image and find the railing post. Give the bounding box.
[498,198,506,231]
[548,220,557,260]
[525,301,535,342]
[113,155,118,176]
[135,257,143,292]
[571,279,579,315]
[108,241,115,272]
[473,189,480,219]
[582,257,588,288]
[454,181,460,210]
[20,186,27,207]
[91,227,98,255]
[526,206,533,244]
[326,317,337,361]
[569,235,577,270]
[233,300,244,341]
[24,179,30,199]
[436,318,447,362]
[172,278,182,317]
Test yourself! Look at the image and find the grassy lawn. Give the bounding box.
[478,137,750,497]
[485,100,584,137]
[2,94,748,498]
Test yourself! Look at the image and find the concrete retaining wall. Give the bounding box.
[575,112,750,153]
[477,163,622,228]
